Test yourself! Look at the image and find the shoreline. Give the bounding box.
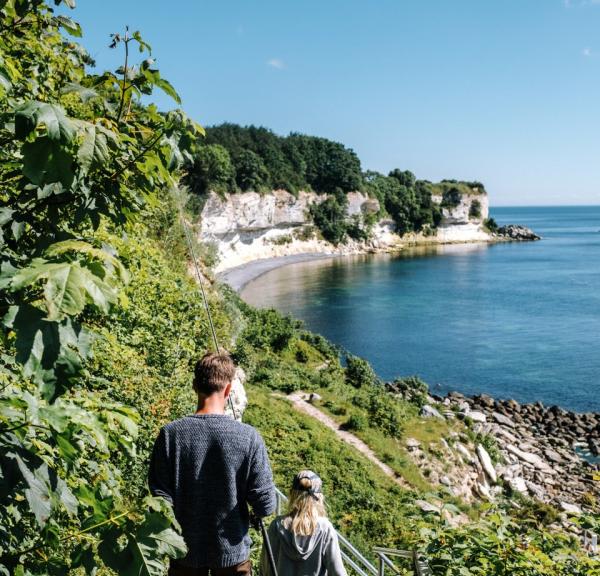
[217,252,340,292]
[217,242,493,293]
[215,227,540,294]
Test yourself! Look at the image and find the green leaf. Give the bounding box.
[154,78,181,104]
[2,305,91,397]
[45,240,129,283]
[132,31,152,53]
[22,137,75,187]
[12,454,52,527]
[15,101,75,142]
[8,258,118,320]
[0,70,11,95]
[75,122,118,175]
[54,15,82,37]
[0,207,15,227]
[3,305,60,385]
[0,259,17,290]
[99,502,186,576]
[55,434,79,464]
[39,403,71,433]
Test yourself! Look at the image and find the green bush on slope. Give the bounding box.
[0,1,201,572]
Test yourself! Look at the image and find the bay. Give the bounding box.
[241,206,600,413]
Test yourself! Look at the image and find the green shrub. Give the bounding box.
[484,217,499,233]
[269,234,293,245]
[293,225,317,241]
[421,511,598,575]
[344,413,368,431]
[309,193,349,245]
[366,388,407,439]
[441,187,462,209]
[391,376,429,407]
[345,355,378,388]
[184,143,236,196]
[240,308,297,352]
[469,198,482,219]
[346,214,371,241]
[295,347,310,363]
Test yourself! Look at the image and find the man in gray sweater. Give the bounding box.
[149,351,276,575]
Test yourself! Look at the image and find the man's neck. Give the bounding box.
[195,394,227,415]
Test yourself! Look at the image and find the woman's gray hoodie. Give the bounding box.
[260,515,347,576]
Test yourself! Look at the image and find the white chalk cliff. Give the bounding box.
[199,189,491,273]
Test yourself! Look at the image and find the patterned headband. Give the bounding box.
[292,470,322,498]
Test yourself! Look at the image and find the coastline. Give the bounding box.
[217,236,515,294]
[217,252,338,292]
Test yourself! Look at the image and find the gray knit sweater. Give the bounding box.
[148,414,276,568]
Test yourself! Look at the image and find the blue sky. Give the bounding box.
[63,1,600,206]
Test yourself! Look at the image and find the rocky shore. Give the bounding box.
[413,388,599,513]
[495,224,541,241]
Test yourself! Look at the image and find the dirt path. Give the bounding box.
[286,393,412,490]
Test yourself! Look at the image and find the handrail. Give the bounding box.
[373,547,431,576]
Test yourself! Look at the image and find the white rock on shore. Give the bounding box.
[477,444,497,483]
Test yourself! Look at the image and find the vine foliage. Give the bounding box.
[0,1,202,573]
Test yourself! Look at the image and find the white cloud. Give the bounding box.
[267,58,286,70]
[582,47,592,56]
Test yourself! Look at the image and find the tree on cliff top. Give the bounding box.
[200,123,363,195]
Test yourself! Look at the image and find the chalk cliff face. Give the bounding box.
[199,189,491,272]
[432,191,490,243]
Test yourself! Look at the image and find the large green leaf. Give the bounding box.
[99,498,186,576]
[2,305,92,398]
[12,454,52,527]
[44,262,110,319]
[45,240,129,283]
[22,137,75,187]
[11,451,78,527]
[154,78,181,105]
[9,258,118,320]
[15,101,75,142]
[2,305,61,385]
[53,15,81,37]
[75,122,119,175]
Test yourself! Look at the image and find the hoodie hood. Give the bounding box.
[273,516,327,561]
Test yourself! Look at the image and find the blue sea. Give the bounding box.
[241,206,600,413]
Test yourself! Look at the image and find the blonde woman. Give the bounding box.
[260,470,347,576]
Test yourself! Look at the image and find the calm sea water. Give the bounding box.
[242,207,600,413]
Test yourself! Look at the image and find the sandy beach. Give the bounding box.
[217,253,336,292]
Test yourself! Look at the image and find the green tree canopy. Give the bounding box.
[185,143,235,195]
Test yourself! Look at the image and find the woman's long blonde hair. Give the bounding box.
[285,471,327,536]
